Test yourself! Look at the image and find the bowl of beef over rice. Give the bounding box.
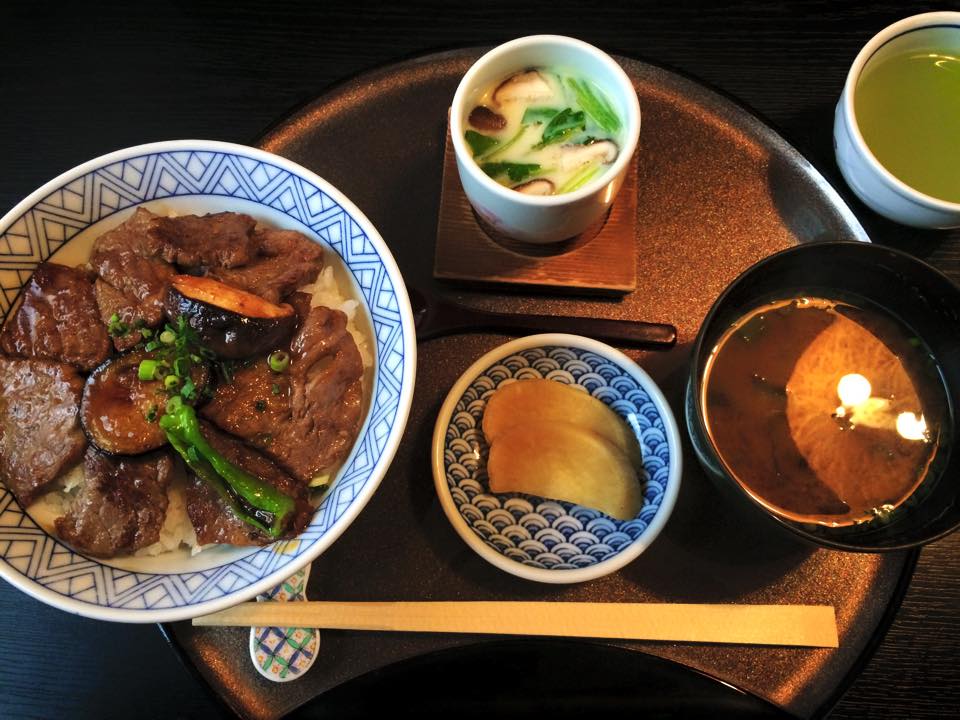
[0,140,415,622]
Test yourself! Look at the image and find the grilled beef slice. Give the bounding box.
[201,305,363,483]
[90,207,177,350]
[0,262,111,371]
[185,421,313,546]
[0,357,86,506]
[146,212,259,269]
[55,448,175,557]
[206,227,323,303]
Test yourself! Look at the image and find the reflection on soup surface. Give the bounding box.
[702,297,949,526]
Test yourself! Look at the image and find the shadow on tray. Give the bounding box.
[287,640,796,719]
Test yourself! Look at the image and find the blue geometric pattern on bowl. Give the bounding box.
[0,146,409,613]
[442,347,670,571]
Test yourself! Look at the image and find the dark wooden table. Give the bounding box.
[1,2,958,718]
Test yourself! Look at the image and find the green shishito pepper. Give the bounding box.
[159,403,294,538]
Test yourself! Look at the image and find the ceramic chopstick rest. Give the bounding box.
[248,566,320,681]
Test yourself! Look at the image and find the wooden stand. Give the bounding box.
[433,127,639,295]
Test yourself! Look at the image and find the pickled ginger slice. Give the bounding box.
[486,421,641,520]
[482,379,642,470]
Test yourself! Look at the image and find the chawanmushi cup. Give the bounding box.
[450,35,641,244]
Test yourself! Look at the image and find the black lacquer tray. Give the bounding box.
[163,50,915,720]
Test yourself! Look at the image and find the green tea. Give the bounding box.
[855,43,960,203]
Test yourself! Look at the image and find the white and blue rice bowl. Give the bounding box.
[0,140,416,622]
[432,334,681,583]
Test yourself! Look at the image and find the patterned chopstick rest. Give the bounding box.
[248,566,320,682]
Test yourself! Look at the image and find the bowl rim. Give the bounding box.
[431,333,682,583]
[0,139,418,621]
[841,11,960,213]
[450,34,642,208]
[687,240,960,552]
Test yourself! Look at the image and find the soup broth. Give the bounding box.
[464,67,623,195]
[702,297,949,527]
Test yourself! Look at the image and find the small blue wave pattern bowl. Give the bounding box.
[432,334,681,583]
[0,140,416,622]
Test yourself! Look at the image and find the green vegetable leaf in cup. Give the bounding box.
[481,125,528,160]
[480,161,541,183]
[465,130,500,157]
[566,78,621,134]
[536,108,586,148]
[521,107,560,124]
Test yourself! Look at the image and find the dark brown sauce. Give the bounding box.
[702,297,949,526]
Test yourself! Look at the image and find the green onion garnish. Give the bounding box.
[160,329,176,345]
[180,377,196,401]
[164,374,180,390]
[268,351,290,373]
[138,359,159,381]
[107,313,129,337]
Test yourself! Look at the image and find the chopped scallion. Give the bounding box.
[268,350,290,373]
[180,378,196,401]
[138,359,159,381]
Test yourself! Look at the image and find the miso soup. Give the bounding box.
[464,67,623,195]
[702,297,950,527]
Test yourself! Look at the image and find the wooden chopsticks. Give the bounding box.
[193,601,838,647]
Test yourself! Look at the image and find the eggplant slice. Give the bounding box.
[165,275,297,359]
[81,350,208,455]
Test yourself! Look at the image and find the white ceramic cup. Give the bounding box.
[834,12,960,228]
[451,35,641,244]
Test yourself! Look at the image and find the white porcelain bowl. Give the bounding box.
[0,140,417,622]
[834,12,960,228]
[451,35,641,243]
[432,334,681,584]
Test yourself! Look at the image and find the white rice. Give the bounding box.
[300,265,375,369]
[29,259,373,557]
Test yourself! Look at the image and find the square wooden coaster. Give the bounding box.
[433,126,638,295]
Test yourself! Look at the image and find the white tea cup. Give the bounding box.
[834,12,960,228]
